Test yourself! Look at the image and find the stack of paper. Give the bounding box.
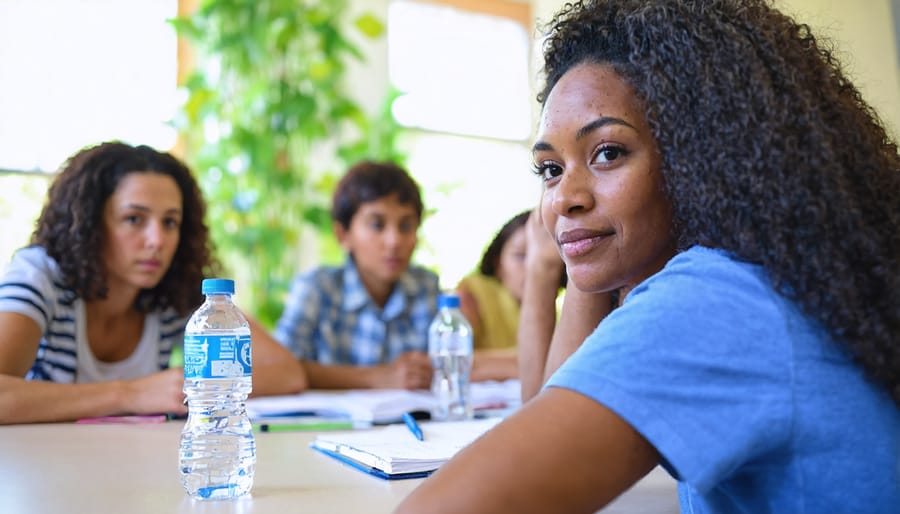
[246,379,521,424]
[310,417,502,479]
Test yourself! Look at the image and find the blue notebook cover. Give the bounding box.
[311,445,434,480]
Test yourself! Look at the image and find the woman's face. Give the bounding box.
[101,172,183,296]
[496,226,527,302]
[533,62,676,296]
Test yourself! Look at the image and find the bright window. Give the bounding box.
[0,0,179,173]
[0,0,178,268]
[387,0,532,141]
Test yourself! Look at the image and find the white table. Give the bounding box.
[0,421,678,513]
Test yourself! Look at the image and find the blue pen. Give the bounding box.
[402,412,425,441]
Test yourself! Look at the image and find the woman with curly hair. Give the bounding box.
[397,1,899,513]
[0,141,307,424]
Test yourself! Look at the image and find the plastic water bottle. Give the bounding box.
[428,294,474,421]
[179,278,255,500]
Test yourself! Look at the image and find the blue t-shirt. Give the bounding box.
[547,246,899,514]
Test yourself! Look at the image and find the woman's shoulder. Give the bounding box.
[636,246,772,301]
[619,245,796,345]
[0,246,72,329]
[2,245,64,288]
[458,273,506,299]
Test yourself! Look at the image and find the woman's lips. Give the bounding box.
[558,229,613,259]
[137,259,162,271]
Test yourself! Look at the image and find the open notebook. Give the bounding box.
[246,379,521,424]
[310,417,503,479]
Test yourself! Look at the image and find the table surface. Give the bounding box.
[0,420,679,514]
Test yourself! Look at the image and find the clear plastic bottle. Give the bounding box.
[179,278,255,500]
[428,294,474,421]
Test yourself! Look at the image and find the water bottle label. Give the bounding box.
[183,333,252,379]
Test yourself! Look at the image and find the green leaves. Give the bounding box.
[354,13,385,39]
[173,0,405,326]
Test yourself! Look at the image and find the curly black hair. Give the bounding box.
[31,141,220,316]
[539,0,900,405]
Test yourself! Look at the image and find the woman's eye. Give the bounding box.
[594,145,626,164]
[164,218,181,229]
[125,215,141,225]
[531,161,563,181]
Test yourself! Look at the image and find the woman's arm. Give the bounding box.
[394,387,659,514]
[518,209,613,401]
[517,209,566,400]
[0,368,187,425]
[0,312,187,424]
[542,287,612,385]
[520,280,612,401]
[246,315,308,396]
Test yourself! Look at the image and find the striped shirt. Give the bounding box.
[273,257,440,365]
[0,246,185,383]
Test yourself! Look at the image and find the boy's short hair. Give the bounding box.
[331,160,424,229]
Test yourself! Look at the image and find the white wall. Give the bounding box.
[779,0,900,138]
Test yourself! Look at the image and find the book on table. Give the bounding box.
[246,379,521,424]
[310,417,502,479]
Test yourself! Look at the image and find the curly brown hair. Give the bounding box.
[539,0,900,404]
[31,141,220,316]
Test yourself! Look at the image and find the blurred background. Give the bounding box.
[1,0,898,327]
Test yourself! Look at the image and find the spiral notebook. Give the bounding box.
[310,417,502,479]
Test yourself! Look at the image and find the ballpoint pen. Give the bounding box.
[402,412,425,441]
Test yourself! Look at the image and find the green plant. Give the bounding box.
[172,0,405,326]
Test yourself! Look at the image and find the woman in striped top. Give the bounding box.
[0,141,307,424]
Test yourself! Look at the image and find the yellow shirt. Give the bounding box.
[458,273,520,350]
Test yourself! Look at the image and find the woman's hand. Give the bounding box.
[524,207,565,274]
[122,367,187,416]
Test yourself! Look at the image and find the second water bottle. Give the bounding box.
[428,294,474,421]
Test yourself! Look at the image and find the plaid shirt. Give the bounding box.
[274,258,440,365]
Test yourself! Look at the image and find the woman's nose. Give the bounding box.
[144,220,164,249]
[551,166,594,216]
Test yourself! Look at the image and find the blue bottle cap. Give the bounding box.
[438,294,460,309]
[201,278,235,294]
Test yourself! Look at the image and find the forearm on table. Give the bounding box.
[0,374,128,424]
